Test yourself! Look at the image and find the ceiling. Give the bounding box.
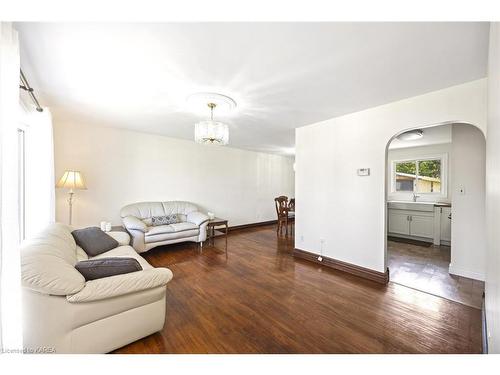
[16,22,489,155]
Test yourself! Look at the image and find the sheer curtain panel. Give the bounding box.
[0,22,23,352]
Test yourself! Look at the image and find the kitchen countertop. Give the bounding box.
[433,202,452,207]
[387,200,451,207]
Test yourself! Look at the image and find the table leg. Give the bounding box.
[225,222,228,257]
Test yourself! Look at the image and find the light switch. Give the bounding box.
[357,168,370,176]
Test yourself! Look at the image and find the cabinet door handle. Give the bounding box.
[407,215,410,221]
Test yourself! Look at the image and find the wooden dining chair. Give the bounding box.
[274,196,289,236]
[288,198,295,234]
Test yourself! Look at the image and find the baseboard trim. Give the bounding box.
[448,263,485,281]
[293,248,389,284]
[228,220,277,232]
[482,292,488,354]
[388,233,433,244]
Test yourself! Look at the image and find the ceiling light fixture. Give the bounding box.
[194,102,229,145]
[397,129,424,141]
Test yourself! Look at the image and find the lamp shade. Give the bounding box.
[194,120,229,145]
[56,170,87,190]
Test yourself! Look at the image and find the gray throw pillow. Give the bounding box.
[71,227,119,256]
[151,214,179,226]
[75,257,142,281]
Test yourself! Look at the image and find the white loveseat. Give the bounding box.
[120,201,209,253]
[20,223,173,354]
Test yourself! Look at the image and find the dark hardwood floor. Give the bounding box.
[113,225,482,354]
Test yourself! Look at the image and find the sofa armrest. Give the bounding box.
[66,268,173,303]
[122,215,147,233]
[186,211,209,226]
[107,231,130,246]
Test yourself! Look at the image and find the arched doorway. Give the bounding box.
[384,122,486,308]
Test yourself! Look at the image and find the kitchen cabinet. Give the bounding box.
[388,211,410,235]
[388,204,451,244]
[409,214,434,238]
[388,208,435,241]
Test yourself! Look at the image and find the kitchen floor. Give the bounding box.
[388,239,484,309]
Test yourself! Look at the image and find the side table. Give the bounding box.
[206,217,228,256]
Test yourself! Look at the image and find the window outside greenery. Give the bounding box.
[394,159,442,193]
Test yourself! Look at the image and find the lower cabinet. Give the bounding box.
[409,214,434,238]
[388,209,434,240]
[388,211,410,235]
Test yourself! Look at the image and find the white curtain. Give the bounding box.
[24,107,56,238]
[0,22,23,351]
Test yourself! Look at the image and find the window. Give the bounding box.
[393,157,444,194]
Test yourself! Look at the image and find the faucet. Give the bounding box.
[412,193,420,202]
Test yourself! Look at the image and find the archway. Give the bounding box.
[384,122,486,307]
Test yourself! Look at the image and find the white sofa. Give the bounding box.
[20,223,173,354]
[120,201,209,253]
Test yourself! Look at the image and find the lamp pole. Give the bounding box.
[68,189,74,225]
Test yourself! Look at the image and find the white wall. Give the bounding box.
[53,122,295,228]
[486,22,500,353]
[295,79,487,273]
[387,143,452,203]
[449,124,486,281]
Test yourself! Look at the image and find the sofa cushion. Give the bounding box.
[146,222,199,237]
[144,229,200,243]
[72,227,119,256]
[75,257,142,281]
[152,214,179,226]
[170,222,200,232]
[90,245,153,270]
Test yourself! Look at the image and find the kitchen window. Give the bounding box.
[392,155,446,195]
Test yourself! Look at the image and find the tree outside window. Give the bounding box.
[394,159,441,193]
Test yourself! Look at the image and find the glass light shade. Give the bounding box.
[397,129,424,141]
[56,170,87,190]
[194,120,229,145]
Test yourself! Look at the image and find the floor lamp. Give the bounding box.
[56,170,87,226]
